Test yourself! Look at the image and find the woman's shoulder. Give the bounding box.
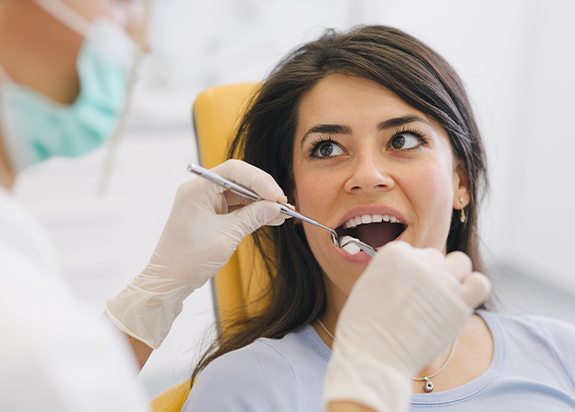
[478,310,575,397]
[200,323,329,378]
[482,310,575,337]
[518,313,575,357]
[481,310,575,360]
[183,324,328,412]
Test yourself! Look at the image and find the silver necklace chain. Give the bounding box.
[316,319,457,393]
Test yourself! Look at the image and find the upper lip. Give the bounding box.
[334,205,407,230]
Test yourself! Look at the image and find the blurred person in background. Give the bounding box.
[0,0,284,410]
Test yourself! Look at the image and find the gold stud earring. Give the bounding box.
[459,196,466,223]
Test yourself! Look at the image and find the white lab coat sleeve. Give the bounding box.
[0,250,151,412]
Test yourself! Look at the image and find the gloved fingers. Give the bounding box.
[224,190,254,211]
[212,159,288,203]
[223,200,284,237]
[373,240,425,265]
[460,272,491,308]
[223,196,292,227]
[266,211,290,226]
[415,246,445,264]
[444,251,473,282]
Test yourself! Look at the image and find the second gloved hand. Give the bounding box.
[106,159,288,348]
[323,241,491,412]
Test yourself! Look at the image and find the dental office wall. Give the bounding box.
[15,0,575,399]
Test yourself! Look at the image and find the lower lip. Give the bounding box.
[333,243,372,263]
[332,232,405,263]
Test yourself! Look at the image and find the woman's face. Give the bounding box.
[292,73,468,308]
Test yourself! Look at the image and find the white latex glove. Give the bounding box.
[323,241,491,412]
[106,159,288,348]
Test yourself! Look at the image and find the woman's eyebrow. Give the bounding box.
[300,124,351,147]
[300,115,430,147]
[377,115,430,130]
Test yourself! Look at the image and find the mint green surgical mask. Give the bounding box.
[0,0,140,171]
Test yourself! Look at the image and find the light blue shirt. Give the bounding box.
[184,310,575,411]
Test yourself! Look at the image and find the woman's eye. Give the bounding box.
[389,132,424,151]
[312,140,345,158]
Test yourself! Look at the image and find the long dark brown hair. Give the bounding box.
[192,25,488,381]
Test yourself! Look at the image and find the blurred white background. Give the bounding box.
[14,0,575,400]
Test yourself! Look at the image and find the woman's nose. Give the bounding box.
[343,152,394,193]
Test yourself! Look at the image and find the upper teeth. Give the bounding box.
[342,214,401,229]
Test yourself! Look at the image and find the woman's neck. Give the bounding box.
[314,305,493,394]
[411,314,493,393]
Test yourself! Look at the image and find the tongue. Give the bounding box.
[355,222,402,249]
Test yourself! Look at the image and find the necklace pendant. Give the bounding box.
[423,377,434,393]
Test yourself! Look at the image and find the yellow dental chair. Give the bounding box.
[151,82,267,411]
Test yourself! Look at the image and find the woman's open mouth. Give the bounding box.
[335,213,406,251]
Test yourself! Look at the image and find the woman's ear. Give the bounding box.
[452,163,470,210]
